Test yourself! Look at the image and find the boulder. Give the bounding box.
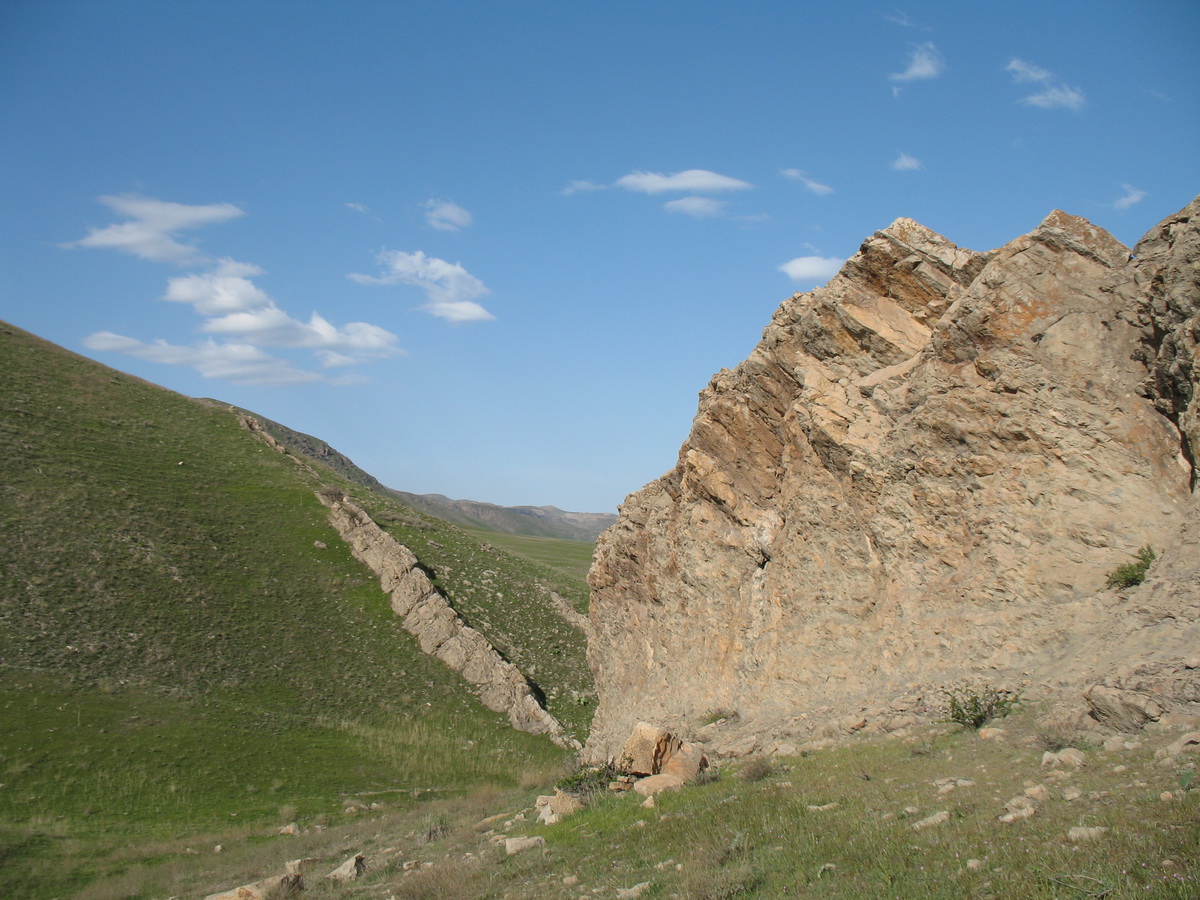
[1085,685,1164,732]
[632,773,685,797]
[620,722,682,776]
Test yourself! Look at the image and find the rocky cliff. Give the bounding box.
[585,197,1200,761]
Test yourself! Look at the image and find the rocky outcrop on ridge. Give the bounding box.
[316,491,576,747]
[585,197,1200,762]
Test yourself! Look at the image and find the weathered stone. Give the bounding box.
[504,836,545,855]
[632,773,685,797]
[326,853,366,883]
[621,722,681,776]
[203,874,302,900]
[316,493,575,748]
[1085,685,1164,733]
[911,810,949,829]
[1068,826,1109,842]
[583,198,1200,762]
[661,741,708,781]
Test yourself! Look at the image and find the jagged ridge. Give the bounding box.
[585,198,1200,761]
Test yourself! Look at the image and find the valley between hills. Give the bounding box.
[2,194,1198,899]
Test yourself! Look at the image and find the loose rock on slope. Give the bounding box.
[585,198,1200,762]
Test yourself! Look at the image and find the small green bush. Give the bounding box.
[942,686,1021,730]
[556,760,624,802]
[1106,545,1156,590]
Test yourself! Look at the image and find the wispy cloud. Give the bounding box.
[781,169,834,196]
[779,255,844,285]
[424,199,473,232]
[82,332,323,386]
[891,152,923,171]
[350,249,495,323]
[1006,58,1085,111]
[1113,184,1147,211]
[63,194,244,264]
[70,195,402,384]
[883,9,929,29]
[664,196,726,218]
[561,179,608,196]
[614,169,753,194]
[889,42,943,82]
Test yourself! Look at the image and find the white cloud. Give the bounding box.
[424,200,473,232]
[345,202,370,214]
[64,194,244,264]
[890,42,943,81]
[82,332,322,386]
[163,259,270,315]
[891,152,923,171]
[201,307,400,357]
[664,196,726,218]
[1006,58,1085,111]
[1113,184,1147,211]
[615,169,753,194]
[69,197,403,384]
[781,169,834,195]
[561,180,608,195]
[1005,58,1051,83]
[1021,85,1086,111]
[350,249,495,323]
[779,256,844,285]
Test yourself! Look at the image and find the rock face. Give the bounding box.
[585,198,1200,761]
[317,492,574,747]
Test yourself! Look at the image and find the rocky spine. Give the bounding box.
[585,199,1200,762]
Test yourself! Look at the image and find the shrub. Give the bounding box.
[942,686,1021,730]
[738,755,774,783]
[1106,545,1156,590]
[556,760,624,802]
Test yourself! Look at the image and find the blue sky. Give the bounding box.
[2,1,1197,513]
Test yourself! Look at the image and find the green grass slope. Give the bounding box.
[0,321,591,898]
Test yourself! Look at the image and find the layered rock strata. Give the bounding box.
[585,198,1200,761]
[317,492,574,746]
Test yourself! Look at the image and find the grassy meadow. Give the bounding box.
[0,322,589,898]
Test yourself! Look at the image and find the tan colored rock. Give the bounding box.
[1068,826,1109,842]
[662,741,709,781]
[284,858,320,875]
[550,789,585,817]
[621,722,682,776]
[1085,685,1164,733]
[911,810,949,830]
[202,874,302,900]
[584,198,1200,762]
[504,836,545,855]
[317,493,575,748]
[326,853,366,883]
[632,773,685,797]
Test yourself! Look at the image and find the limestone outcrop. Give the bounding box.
[585,197,1200,762]
[317,492,574,747]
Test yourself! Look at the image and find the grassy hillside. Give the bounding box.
[0,321,591,898]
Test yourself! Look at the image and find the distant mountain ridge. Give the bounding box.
[209,402,616,542]
[391,491,616,542]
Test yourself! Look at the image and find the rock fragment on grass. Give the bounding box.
[202,873,303,900]
[911,810,949,830]
[616,882,651,898]
[327,853,366,883]
[1068,826,1109,842]
[504,836,545,855]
